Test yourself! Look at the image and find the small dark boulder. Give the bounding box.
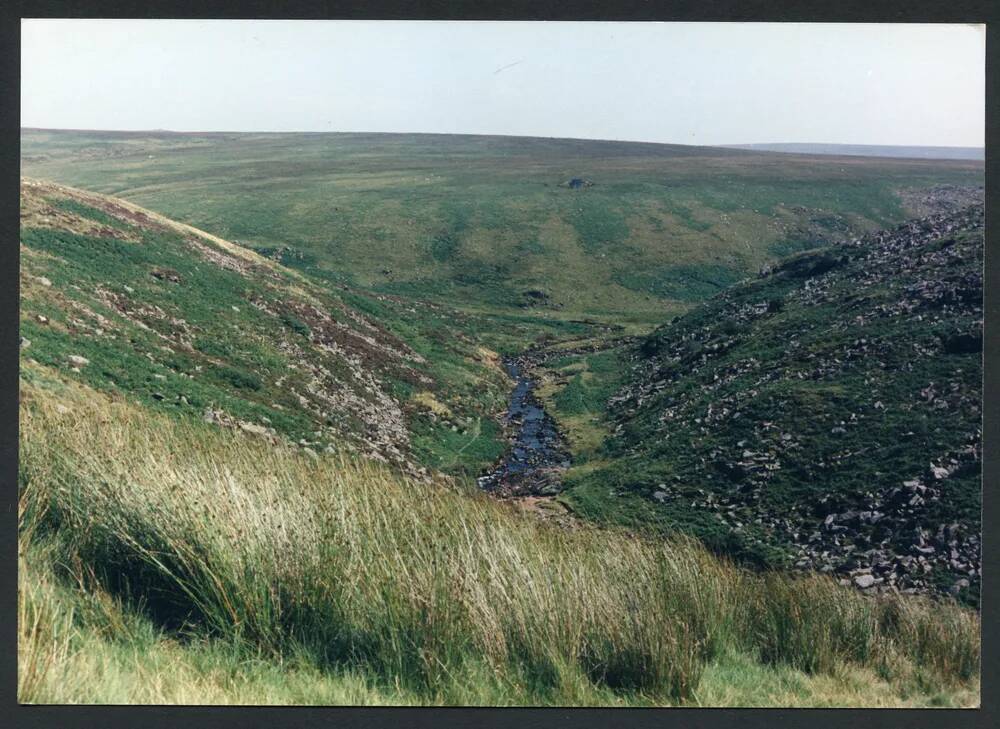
[151,267,182,284]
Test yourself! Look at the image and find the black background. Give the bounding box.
[1,2,996,728]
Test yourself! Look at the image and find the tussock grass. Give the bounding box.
[18,379,980,705]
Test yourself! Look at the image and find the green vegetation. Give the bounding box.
[557,210,983,603]
[536,346,630,459]
[19,179,583,481]
[615,263,745,302]
[20,129,984,324]
[17,132,984,706]
[18,374,980,706]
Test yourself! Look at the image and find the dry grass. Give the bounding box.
[17,373,980,706]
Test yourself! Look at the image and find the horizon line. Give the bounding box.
[20,126,984,152]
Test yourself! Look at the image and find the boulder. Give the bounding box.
[854,574,877,589]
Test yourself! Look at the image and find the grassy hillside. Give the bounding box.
[17,133,984,706]
[18,179,596,481]
[18,369,979,706]
[21,129,984,324]
[554,205,983,605]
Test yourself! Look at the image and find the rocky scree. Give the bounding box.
[606,201,983,602]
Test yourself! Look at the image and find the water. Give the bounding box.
[477,356,570,496]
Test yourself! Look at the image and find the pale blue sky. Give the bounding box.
[21,20,985,147]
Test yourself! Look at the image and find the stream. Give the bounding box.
[477,356,570,497]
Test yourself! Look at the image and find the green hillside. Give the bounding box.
[552,205,983,605]
[18,361,980,706]
[18,179,595,482]
[20,129,984,324]
[17,133,983,707]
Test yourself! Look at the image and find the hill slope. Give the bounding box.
[558,205,983,603]
[724,144,984,161]
[21,129,984,323]
[19,178,590,481]
[18,365,980,706]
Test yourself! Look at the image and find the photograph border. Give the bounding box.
[2,2,996,727]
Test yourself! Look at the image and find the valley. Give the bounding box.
[21,129,984,325]
[17,130,984,707]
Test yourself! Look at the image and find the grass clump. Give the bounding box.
[18,376,980,706]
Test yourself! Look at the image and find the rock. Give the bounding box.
[54,404,69,415]
[854,574,877,589]
[36,314,48,324]
[950,578,970,595]
[66,354,89,367]
[37,276,52,287]
[652,490,669,503]
[19,337,30,350]
[239,421,269,436]
[150,267,182,284]
[151,392,165,401]
[302,447,319,460]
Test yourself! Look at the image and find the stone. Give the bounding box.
[854,574,877,589]
[66,354,89,367]
[19,337,30,350]
[652,490,669,503]
[37,276,52,287]
[239,421,269,436]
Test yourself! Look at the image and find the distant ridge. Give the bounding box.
[724,143,984,161]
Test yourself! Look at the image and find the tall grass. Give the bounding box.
[18,379,980,705]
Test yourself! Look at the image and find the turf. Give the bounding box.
[21,129,984,324]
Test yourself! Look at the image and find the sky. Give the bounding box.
[21,20,985,147]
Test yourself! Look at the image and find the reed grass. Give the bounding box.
[17,377,980,706]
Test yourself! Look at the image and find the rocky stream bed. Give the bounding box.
[477,355,571,498]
